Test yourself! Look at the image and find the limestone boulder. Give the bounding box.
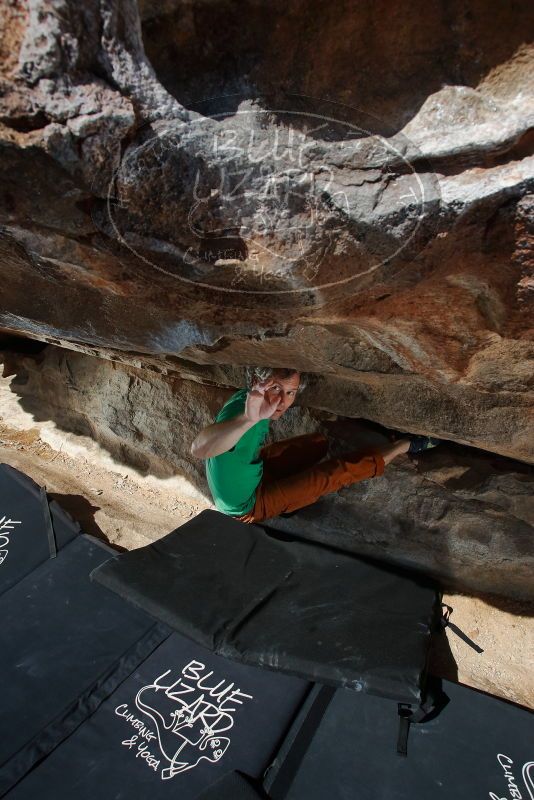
[0,0,533,464]
[3,344,533,600]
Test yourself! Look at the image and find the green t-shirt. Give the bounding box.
[205,388,270,515]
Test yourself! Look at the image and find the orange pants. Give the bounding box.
[235,432,385,523]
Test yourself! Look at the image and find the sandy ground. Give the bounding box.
[0,375,532,709]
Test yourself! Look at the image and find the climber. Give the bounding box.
[190,367,440,523]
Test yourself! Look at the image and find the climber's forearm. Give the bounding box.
[190,414,256,459]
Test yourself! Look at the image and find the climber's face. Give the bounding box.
[255,371,301,419]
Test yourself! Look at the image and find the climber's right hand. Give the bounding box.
[243,379,281,423]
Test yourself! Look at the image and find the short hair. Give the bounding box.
[245,366,307,395]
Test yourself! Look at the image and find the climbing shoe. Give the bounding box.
[408,435,441,455]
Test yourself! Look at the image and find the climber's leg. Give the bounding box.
[236,439,410,523]
[260,432,329,481]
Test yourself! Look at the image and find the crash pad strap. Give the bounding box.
[396,706,411,757]
[266,685,336,800]
[40,486,57,559]
[441,604,484,653]
[396,677,450,757]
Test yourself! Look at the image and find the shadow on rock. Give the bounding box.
[49,492,127,553]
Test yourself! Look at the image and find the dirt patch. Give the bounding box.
[0,0,28,79]
[0,375,213,550]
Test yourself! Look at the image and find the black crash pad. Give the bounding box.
[0,463,80,595]
[92,510,439,704]
[6,633,308,799]
[196,772,265,799]
[0,535,169,796]
[264,679,534,800]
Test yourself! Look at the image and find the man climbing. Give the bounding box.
[190,367,439,523]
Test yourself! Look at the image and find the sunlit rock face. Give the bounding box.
[3,344,533,600]
[0,0,533,467]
